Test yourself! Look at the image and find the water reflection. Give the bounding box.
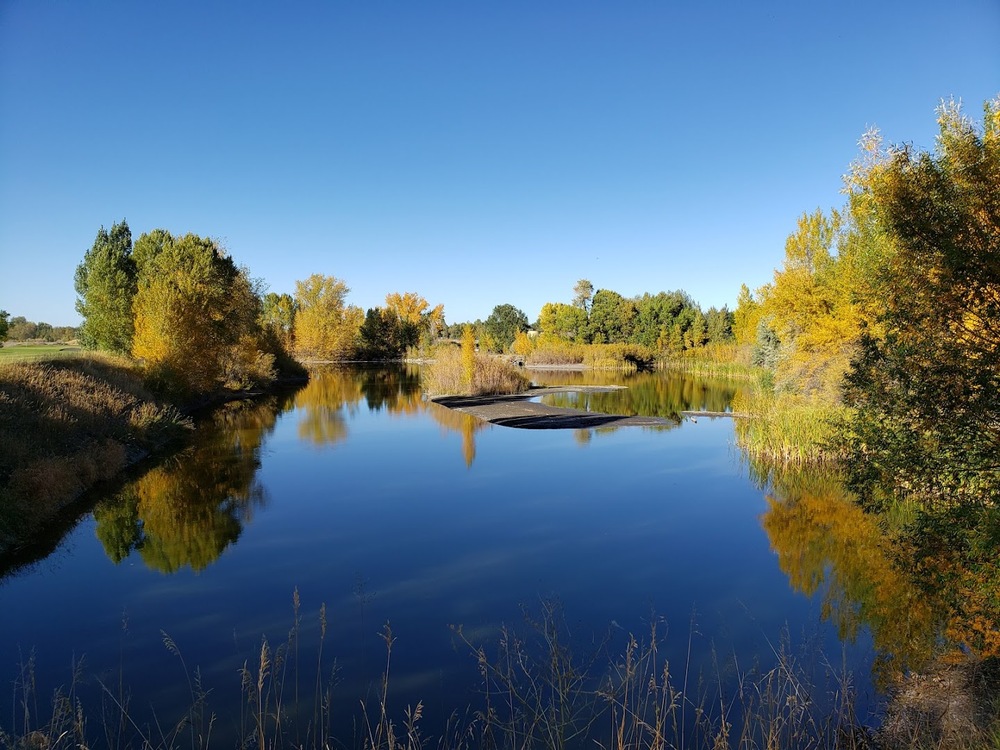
[758,466,936,687]
[93,396,290,573]
[85,364,997,684]
[532,369,739,423]
[293,366,424,446]
[758,460,1000,686]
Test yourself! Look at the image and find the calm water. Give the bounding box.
[0,366,883,743]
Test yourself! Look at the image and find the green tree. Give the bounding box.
[358,307,404,359]
[484,303,529,352]
[633,291,690,348]
[705,306,734,343]
[587,289,636,344]
[842,97,1000,510]
[74,220,136,353]
[0,310,8,346]
[537,302,587,341]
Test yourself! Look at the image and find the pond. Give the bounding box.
[0,366,905,746]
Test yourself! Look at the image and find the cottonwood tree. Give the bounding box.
[132,232,272,393]
[75,220,136,353]
[262,292,297,350]
[537,302,587,341]
[293,274,363,360]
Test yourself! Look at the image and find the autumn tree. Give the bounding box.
[293,274,363,360]
[461,324,476,390]
[132,232,273,393]
[382,291,445,351]
[75,220,136,354]
[262,292,297,350]
[842,97,1000,510]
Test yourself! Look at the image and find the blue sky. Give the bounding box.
[1,2,998,327]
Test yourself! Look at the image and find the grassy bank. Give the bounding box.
[656,345,847,465]
[0,342,82,360]
[0,353,191,553]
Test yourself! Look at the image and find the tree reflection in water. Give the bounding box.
[533,369,738,422]
[94,396,289,573]
[758,461,1000,688]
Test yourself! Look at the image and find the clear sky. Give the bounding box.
[1,1,998,327]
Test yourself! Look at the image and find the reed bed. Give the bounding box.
[657,344,762,382]
[422,346,529,396]
[733,389,846,465]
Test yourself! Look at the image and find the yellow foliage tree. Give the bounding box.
[385,291,429,324]
[293,274,363,360]
[132,232,271,394]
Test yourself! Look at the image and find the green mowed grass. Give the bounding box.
[0,344,82,360]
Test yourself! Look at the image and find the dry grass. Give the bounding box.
[878,657,1000,750]
[423,346,530,396]
[0,353,190,550]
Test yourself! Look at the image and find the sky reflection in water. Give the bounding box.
[0,366,882,740]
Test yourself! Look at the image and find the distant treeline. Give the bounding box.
[1,316,78,343]
[441,282,734,355]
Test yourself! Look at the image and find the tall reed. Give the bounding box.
[733,389,846,465]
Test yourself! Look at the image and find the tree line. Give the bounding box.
[72,217,734,394]
[72,225,451,393]
[0,315,78,344]
[438,281,733,355]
